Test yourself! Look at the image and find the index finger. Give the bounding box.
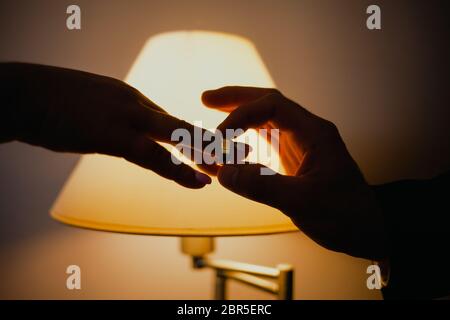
[202,86,279,112]
[215,91,338,154]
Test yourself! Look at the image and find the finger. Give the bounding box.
[216,92,330,153]
[138,109,208,144]
[132,107,251,161]
[139,98,167,114]
[198,162,220,176]
[202,86,279,112]
[123,134,212,189]
[124,85,168,114]
[175,145,221,176]
[217,163,301,211]
[216,95,275,133]
[171,142,251,176]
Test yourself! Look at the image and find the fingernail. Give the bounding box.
[220,166,239,187]
[195,172,212,185]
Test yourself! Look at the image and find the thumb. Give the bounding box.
[218,163,298,210]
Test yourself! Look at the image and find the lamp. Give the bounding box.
[51,31,298,299]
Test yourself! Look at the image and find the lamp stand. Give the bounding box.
[181,237,294,300]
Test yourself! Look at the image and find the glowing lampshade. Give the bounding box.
[50,31,297,236]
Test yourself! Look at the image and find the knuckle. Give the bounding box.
[320,120,340,138]
[263,91,287,117]
[123,82,140,96]
[118,82,144,103]
[268,88,282,96]
[262,93,280,110]
[265,91,283,103]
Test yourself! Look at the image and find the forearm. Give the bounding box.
[0,62,22,143]
[0,63,65,146]
[372,172,450,299]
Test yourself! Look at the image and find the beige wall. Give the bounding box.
[0,0,448,299]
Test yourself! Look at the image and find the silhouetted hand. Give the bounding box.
[1,63,218,188]
[202,86,387,260]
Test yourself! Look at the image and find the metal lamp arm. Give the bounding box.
[193,256,294,300]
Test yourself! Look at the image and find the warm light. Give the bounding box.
[51,31,297,236]
[127,30,282,169]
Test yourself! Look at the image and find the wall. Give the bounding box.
[0,0,448,299]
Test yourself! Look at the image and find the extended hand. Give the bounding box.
[203,86,387,260]
[2,63,218,188]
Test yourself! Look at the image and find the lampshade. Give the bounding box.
[50,31,298,236]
